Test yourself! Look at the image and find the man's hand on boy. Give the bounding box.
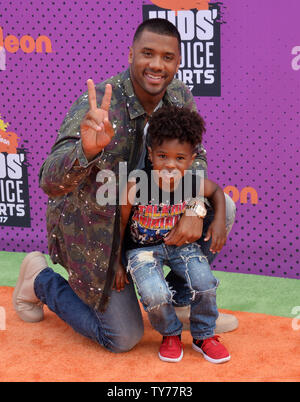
[112,263,129,292]
[164,214,203,246]
[204,219,227,254]
[164,213,226,254]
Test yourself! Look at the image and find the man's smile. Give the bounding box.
[144,70,166,84]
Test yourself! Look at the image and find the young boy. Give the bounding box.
[114,106,230,364]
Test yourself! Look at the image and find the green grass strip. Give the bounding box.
[0,251,299,318]
[213,270,299,319]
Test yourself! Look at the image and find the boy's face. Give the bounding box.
[148,139,196,191]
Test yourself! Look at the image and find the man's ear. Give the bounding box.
[191,152,197,163]
[128,47,133,64]
[175,55,181,74]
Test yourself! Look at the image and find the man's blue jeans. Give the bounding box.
[34,269,144,353]
[126,243,219,340]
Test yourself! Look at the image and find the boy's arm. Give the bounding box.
[120,180,136,243]
[203,178,226,254]
[112,180,135,292]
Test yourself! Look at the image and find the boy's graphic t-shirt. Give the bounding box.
[126,168,199,250]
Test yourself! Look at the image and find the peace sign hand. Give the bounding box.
[80,79,114,161]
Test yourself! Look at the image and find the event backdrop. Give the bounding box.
[0,0,299,279]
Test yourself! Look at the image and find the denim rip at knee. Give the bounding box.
[127,248,176,312]
[173,243,219,303]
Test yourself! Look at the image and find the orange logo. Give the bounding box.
[150,0,210,11]
[0,115,19,154]
[0,26,52,54]
[224,185,258,205]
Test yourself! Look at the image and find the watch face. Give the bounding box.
[195,205,206,217]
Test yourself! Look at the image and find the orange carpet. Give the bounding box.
[0,286,299,382]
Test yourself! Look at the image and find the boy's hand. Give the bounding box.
[204,219,227,254]
[112,263,129,292]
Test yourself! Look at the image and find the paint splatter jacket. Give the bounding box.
[39,69,207,311]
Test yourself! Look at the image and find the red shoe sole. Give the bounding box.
[192,342,231,364]
[158,348,184,363]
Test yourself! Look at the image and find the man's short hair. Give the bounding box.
[133,18,181,51]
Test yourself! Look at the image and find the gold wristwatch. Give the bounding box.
[186,201,207,219]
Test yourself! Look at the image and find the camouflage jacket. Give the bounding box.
[39,69,207,311]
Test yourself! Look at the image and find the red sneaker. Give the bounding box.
[192,335,230,364]
[158,335,184,362]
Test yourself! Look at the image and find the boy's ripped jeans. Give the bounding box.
[126,242,219,340]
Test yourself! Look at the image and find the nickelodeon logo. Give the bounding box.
[224,186,258,205]
[0,26,52,56]
[150,0,211,11]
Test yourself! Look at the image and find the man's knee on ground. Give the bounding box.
[103,322,144,353]
[224,192,236,214]
[224,193,236,234]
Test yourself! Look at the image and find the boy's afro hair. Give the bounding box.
[147,105,206,149]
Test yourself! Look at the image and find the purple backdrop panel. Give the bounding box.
[0,0,299,279]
